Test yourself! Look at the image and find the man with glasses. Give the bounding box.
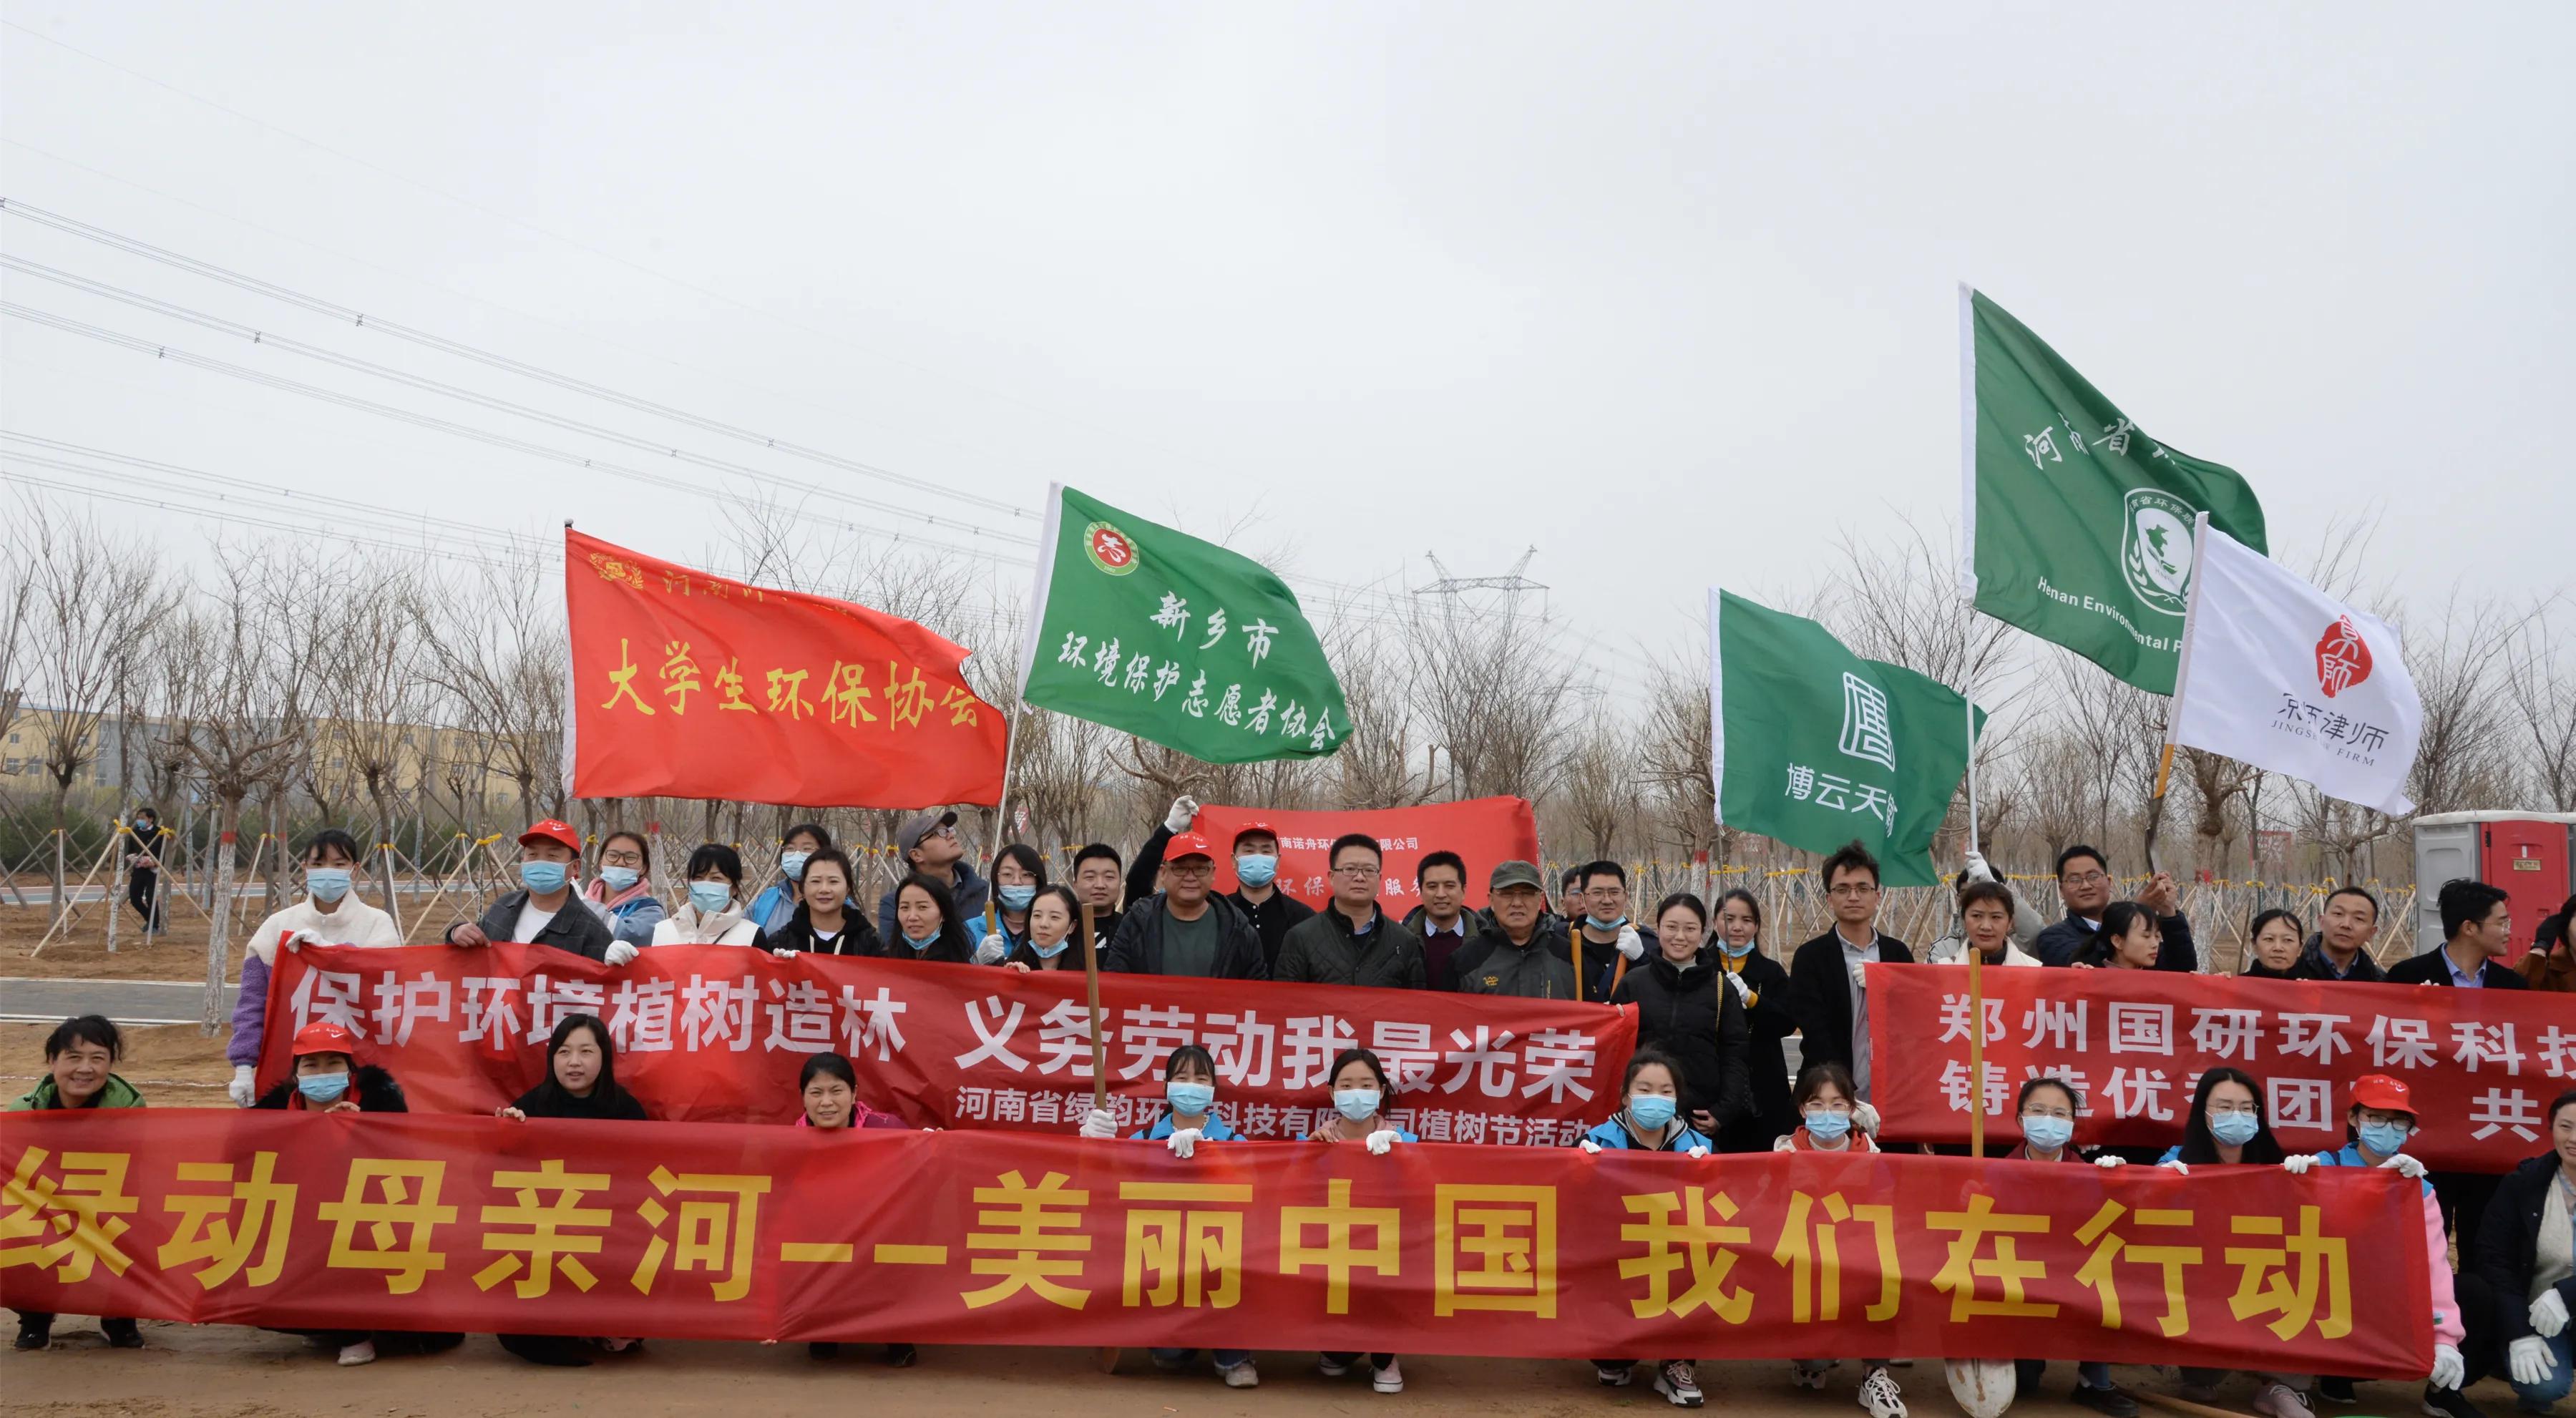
[1101,831,1267,979]
[877,808,991,945]
[1786,839,1913,1103]
[1274,833,1428,989]
[2033,844,2197,970]
[1571,859,1652,1002]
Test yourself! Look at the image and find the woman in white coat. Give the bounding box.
[626,844,765,958]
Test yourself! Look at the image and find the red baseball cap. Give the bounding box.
[292,1020,360,1058]
[1166,831,1216,863]
[519,818,581,853]
[1230,821,1278,849]
[2349,1075,2414,1115]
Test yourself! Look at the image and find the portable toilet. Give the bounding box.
[2411,811,2576,960]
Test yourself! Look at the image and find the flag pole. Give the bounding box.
[1966,930,1986,1155]
[1956,281,1984,863]
[2145,514,2213,873]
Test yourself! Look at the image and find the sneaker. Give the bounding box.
[2318,1379,2358,1407]
[1318,1356,1354,1378]
[2254,1383,2318,1418]
[1859,1366,1908,1418]
[102,1318,142,1350]
[1372,1358,1405,1394]
[2421,1385,2482,1418]
[1793,1359,1837,1390]
[1656,1360,1705,1409]
[1151,1352,1190,1374]
[2074,1383,2140,1418]
[1598,1362,1636,1387]
[884,1342,917,1367]
[1220,1359,1259,1389]
[15,1316,51,1351]
[336,1339,376,1366]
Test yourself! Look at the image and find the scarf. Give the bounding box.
[668,901,748,943]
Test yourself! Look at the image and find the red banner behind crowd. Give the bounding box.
[0,1111,2429,1371]
[1871,964,2575,1172]
[1194,797,1541,908]
[564,529,1008,807]
[261,945,1636,1141]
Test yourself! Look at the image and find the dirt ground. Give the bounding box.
[0,1021,237,1105]
[0,894,474,982]
[4,1326,2520,1418]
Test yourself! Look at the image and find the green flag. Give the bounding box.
[1018,484,1347,763]
[1962,286,2268,694]
[1707,590,1981,888]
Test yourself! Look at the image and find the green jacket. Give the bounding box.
[9,1073,146,1111]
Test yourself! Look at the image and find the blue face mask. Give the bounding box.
[2209,1111,2262,1148]
[1586,914,1626,933]
[904,930,940,952]
[997,884,1037,912]
[520,861,568,894]
[688,881,732,914]
[1804,1108,1853,1142]
[1332,1087,1382,1122]
[306,867,352,904]
[2358,1120,2411,1158]
[1235,854,1279,888]
[2021,1115,2076,1153]
[1166,1080,1216,1117]
[1628,1093,1678,1130]
[781,850,811,879]
[1722,937,1756,959]
[298,1071,350,1104]
[1030,936,1071,959]
[600,866,640,893]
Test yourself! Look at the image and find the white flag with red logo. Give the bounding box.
[2167,515,2420,814]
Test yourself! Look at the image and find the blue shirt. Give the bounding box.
[2313,1141,2436,1198]
[1584,1115,1712,1153]
[1133,1112,1243,1143]
[2446,956,2484,988]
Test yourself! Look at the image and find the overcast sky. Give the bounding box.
[5,4,2569,697]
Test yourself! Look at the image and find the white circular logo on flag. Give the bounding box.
[2119,488,2195,617]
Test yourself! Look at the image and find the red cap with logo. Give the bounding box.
[1229,821,1277,849]
[519,818,581,853]
[292,1020,360,1058]
[1166,831,1216,863]
[2348,1074,2414,1115]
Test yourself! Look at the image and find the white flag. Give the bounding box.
[2167,515,2420,815]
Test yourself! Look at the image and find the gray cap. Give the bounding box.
[1488,859,1546,893]
[897,808,960,854]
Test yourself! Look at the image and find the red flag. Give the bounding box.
[564,530,1005,806]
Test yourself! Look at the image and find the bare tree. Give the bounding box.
[2501,595,2576,811]
[323,562,435,920]
[418,553,567,823]
[1556,718,1631,859]
[2401,592,2520,817]
[1635,650,1717,870]
[20,502,163,922]
[1403,589,1570,804]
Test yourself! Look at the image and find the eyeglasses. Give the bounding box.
[600,850,645,867]
[2062,871,2110,887]
[1332,864,1378,878]
[1166,860,1215,876]
[1825,884,1878,899]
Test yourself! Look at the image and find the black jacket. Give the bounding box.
[1403,904,1489,991]
[1611,951,1752,1129]
[449,889,615,961]
[1786,928,1914,1075]
[1103,892,1269,979]
[2036,909,2197,971]
[1569,924,1659,1003]
[1275,906,1428,989]
[1719,950,1799,1149]
[766,905,877,957]
[255,1065,406,1113]
[1450,924,1579,999]
[2471,1152,2576,1345]
[1123,823,1314,970]
[2383,949,2533,990]
[2288,942,2389,983]
[864,924,977,965]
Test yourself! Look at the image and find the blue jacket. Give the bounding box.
[2313,1140,2436,1198]
[1584,1115,1711,1153]
[1133,1112,1243,1143]
[748,881,800,937]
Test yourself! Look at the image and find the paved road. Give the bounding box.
[0,976,220,1025]
[6,881,445,905]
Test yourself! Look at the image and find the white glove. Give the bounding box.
[1165,1128,1202,1159]
[283,928,322,953]
[772,947,798,959]
[1365,1128,1400,1155]
[1163,795,1199,833]
[1578,1138,1604,1154]
[2093,1155,2126,1169]
[603,941,638,967]
[2429,1342,2464,1392]
[2509,1335,2558,1387]
[1686,1144,1709,1159]
[972,933,1009,965]
[2157,1158,2190,1176]
[1078,1107,1116,1140]
[1963,851,1995,884]
[2531,1288,2569,1338]
[1849,962,1868,990]
[1722,969,1750,1002]
[2281,1154,2317,1175]
[2379,1152,2427,1180]
[228,1064,255,1108]
[1852,1101,1881,1136]
[1615,926,1644,962]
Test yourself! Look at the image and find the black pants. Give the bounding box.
[2431,1172,2501,1266]
[128,867,161,931]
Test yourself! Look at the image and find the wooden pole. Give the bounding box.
[105,816,126,954]
[1081,896,1119,1375]
[1966,934,1987,1156]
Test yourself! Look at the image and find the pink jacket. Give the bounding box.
[2317,1145,2462,1350]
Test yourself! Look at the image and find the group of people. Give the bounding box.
[17,801,2575,1417]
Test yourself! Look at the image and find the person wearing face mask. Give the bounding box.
[444,819,615,959]
[1104,832,1269,979]
[767,849,884,958]
[1306,1047,1415,1394]
[746,823,832,938]
[642,844,768,950]
[1775,1062,1901,1418]
[119,806,165,935]
[228,828,406,1107]
[973,844,1049,964]
[2242,909,2307,979]
[579,831,665,949]
[2472,1089,2576,1414]
[1122,799,1315,972]
[1000,886,1096,972]
[868,872,977,964]
[1578,1050,1712,1407]
[11,1017,146,1351]
[1706,889,1797,1153]
[2148,1070,2313,1418]
[2280,1076,2474,1417]
[1122,1045,1258,1388]
[1974,1078,2136,1417]
[1610,894,1751,1143]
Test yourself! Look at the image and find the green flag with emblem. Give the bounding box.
[1707,590,1983,888]
[1961,285,2268,694]
[1019,484,1347,763]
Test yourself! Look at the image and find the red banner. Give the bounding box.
[1870,964,2575,1172]
[1194,797,1541,909]
[0,1111,2428,1372]
[564,529,1006,807]
[261,945,1636,1140]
